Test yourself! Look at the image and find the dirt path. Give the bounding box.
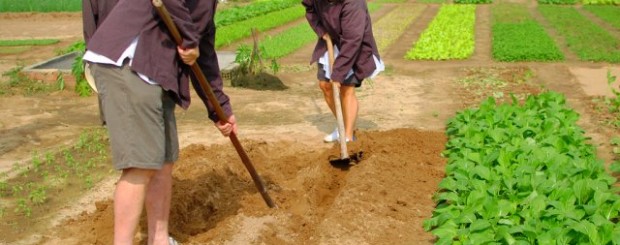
[1,3,620,245]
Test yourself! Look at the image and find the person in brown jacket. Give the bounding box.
[83,0,235,244]
[303,0,384,143]
[82,0,118,126]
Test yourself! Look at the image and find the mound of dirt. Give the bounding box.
[231,72,288,91]
[42,128,447,244]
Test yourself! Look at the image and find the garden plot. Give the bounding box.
[1,2,620,245]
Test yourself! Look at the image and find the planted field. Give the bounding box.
[215,0,299,28]
[261,24,314,59]
[215,6,304,48]
[0,0,80,12]
[491,3,563,61]
[373,4,426,53]
[427,92,620,243]
[3,1,620,245]
[539,5,620,63]
[258,2,381,59]
[405,4,476,60]
[583,5,620,30]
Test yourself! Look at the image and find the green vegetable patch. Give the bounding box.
[215,6,304,48]
[215,0,299,28]
[539,5,620,63]
[425,92,620,244]
[405,4,476,61]
[491,3,564,62]
[583,5,620,30]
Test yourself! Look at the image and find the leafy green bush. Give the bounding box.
[405,4,476,60]
[426,92,620,243]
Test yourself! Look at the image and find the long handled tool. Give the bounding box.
[152,0,276,208]
[324,36,363,166]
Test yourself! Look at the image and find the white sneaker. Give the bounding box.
[169,236,180,245]
[323,128,339,143]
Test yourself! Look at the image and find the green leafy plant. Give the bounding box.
[234,33,279,76]
[405,4,476,60]
[426,92,620,243]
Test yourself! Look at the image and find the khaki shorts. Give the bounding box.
[90,62,179,170]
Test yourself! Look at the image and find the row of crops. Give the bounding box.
[2,0,617,63]
[402,4,620,62]
[425,92,620,243]
[210,1,619,63]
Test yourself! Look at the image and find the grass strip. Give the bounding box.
[0,39,60,47]
[539,5,620,63]
[426,92,620,243]
[215,0,299,27]
[262,24,315,59]
[0,0,81,12]
[373,4,425,53]
[215,6,304,48]
[0,46,30,55]
[255,2,381,59]
[491,3,564,61]
[583,5,620,30]
[582,0,620,4]
[405,4,476,60]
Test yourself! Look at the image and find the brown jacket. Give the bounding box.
[302,0,380,82]
[82,0,118,45]
[86,0,199,109]
[184,0,233,122]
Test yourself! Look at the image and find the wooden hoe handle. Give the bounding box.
[152,0,276,208]
[324,35,348,160]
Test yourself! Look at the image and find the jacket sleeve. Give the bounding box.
[331,0,365,82]
[302,0,325,38]
[161,0,199,49]
[190,4,233,123]
[82,0,97,45]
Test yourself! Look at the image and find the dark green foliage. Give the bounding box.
[492,21,564,61]
[426,92,620,243]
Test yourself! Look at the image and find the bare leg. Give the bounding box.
[145,163,174,245]
[340,85,358,141]
[319,81,336,116]
[114,168,157,245]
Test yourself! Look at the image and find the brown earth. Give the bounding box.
[1,1,620,244]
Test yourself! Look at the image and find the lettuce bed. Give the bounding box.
[425,92,620,244]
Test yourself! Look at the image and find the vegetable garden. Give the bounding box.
[1,0,620,244]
